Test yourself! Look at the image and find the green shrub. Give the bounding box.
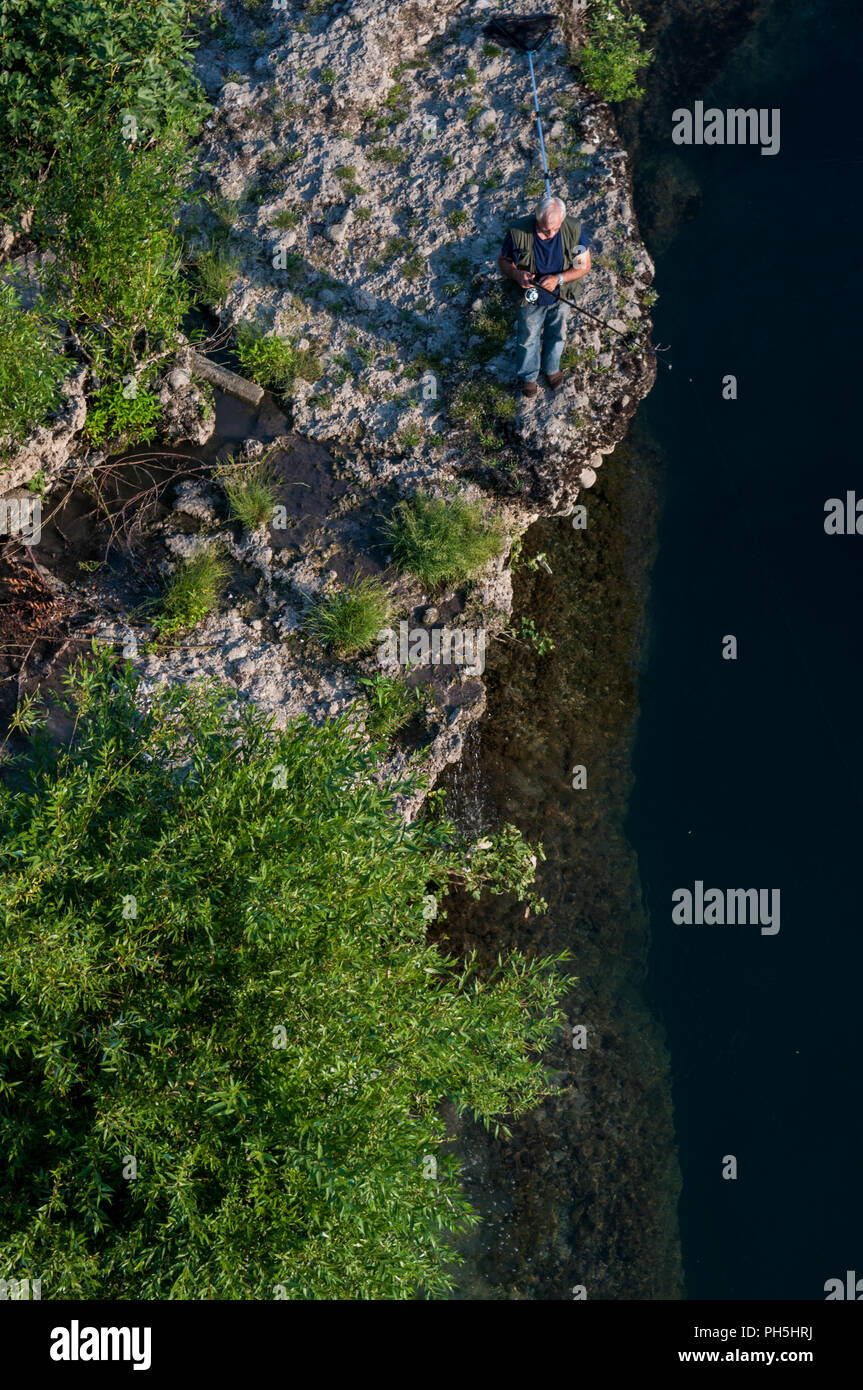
[0,286,67,452]
[217,458,278,532]
[306,576,392,656]
[35,131,190,384]
[235,328,323,395]
[358,674,425,739]
[0,0,206,222]
[84,380,163,447]
[385,493,504,588]
[0,652,564,1298]
[447,209,468,230]
[575,1,652,102]
[155,548,228,641]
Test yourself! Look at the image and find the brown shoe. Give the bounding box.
[520,380,538,398]
[546,371,564,390]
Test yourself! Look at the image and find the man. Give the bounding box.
[498,195,592,398]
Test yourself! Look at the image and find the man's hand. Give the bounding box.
[498,256,534,290]
[536,274,559,293]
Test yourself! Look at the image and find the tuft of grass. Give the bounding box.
[358,674,424,739]
[368,145,404,165]
[209,195,239,237]
[447,209,468,229]
[319,67,337,85]
[235,327,322,394]
[217,458,278,532]
[384,493,504,588]
[271,207,300,229]
[192,244,239,304]
[155,549,228,641]
[306,577,392,656]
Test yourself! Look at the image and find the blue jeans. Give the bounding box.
[516,299,571,382]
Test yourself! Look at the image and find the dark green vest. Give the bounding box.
[505,214,585,304]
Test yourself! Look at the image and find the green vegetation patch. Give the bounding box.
[575,1,652,102]
[449,379,517,453]
[358,673,425,739]
[306,576,392,656]
[385,493,504,588]
[235,328,323,396]
[0,0,206,223]
[217,458,278,533]
[155,548,228,642]
[0,286,68,453]
[0,653,564,1298]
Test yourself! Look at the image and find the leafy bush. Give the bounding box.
[306,576,392,656]
[0,653,564,1298]
[0,286,68,452]
[217,458,277,532]
[235,328,323,395]
[84,380,163,448]
[575,1,652,102]
[35,132,190,385]
[385,493,504,588]
[0,0,205,222]
[358,674,425,739]
[155,548,229,641]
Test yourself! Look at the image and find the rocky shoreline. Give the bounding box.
[0,0,658,822]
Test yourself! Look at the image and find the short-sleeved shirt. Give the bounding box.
[501,223,591,306]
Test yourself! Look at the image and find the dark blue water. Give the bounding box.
[629,0,863,1299]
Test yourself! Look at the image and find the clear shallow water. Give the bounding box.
[627,0,863,1299]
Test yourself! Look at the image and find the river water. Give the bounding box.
[626,0,863,1301]
[444,0,863,1300]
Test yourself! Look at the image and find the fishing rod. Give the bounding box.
[525,271,674,371]
[489,9,673,372]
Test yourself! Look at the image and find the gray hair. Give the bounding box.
[536,195,566,224]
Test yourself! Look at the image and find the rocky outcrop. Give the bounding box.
[190,0,655,509]
[0,368,87,494]
[3,0,658,823]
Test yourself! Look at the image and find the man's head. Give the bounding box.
[535,195,566,238]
